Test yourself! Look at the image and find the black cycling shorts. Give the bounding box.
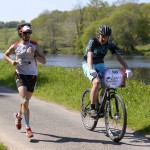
[15,73,37,93]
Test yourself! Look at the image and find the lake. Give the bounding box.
[0,53,150,85]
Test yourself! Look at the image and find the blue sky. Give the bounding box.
[0,0,149,22]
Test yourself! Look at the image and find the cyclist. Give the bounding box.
[4,22,46,138]
[82,25,133,118]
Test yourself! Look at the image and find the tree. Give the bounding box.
[112,0,138,6]
[139,3,150,44]
[87,0,109,21]
[78,20,101,54]
[0,21,4,29]
[134,18,150,44]
[108,3,148,52]
[5,21,19,28]
[32,10,65,54]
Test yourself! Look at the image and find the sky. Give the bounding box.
[0,0,149,22]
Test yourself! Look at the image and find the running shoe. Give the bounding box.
[26,127,33,138]
[14,113,22,130]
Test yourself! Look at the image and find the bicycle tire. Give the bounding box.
[105,94,127,142]
[81,88,98,131]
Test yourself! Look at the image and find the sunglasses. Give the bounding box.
[22,31,32,35]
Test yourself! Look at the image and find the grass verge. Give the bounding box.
[0,142,8,150]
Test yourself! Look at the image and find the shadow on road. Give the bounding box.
[27,130,150,147]
[125,131,150,144]
[29,131,121,145]
[94,127,150,147]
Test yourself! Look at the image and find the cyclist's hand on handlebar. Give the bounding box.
[125,69,133,78]
[89,69,98,78]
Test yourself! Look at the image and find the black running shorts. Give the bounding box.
[15,73,37,93]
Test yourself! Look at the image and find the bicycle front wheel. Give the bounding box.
[105,94,127,142]
[81,89,98,131]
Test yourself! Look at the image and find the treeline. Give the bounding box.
[0,19,26,29]
[0,21,19,29]
[30,1,150,54]
[1,0,150,55]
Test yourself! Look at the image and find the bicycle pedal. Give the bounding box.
[99,113,104,118]
[91,115,98,120]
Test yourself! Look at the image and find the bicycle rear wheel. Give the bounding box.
[81,89,98,131]
[105,94,127,142]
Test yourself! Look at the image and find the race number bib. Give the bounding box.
[104,69,126,88]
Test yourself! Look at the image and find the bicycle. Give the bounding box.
[81,68,127,142]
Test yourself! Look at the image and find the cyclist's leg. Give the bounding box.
[93,63,107,97]
[82,62,100,117]
[90,78,100,105]
[93,63,107,115]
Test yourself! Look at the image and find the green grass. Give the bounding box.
[35,66,90,109]
[0,60,150,135]
[0,28,18,52]
[136,44,150,56]
[0,142,8,150]
[118,81,150,133]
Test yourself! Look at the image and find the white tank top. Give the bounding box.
[13,41,38,75]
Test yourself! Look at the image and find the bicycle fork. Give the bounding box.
[98,88,117,118]
[107,89,120,119]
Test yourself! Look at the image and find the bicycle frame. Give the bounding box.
[97,88,117,118]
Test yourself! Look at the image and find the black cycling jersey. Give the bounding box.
[83,36,121,64]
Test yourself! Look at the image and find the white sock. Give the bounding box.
[26,125,30,128]
[18,112,21,117]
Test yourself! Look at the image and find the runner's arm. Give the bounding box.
[3,45,18,66]
[34,43,46,64]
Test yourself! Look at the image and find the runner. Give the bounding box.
[4,22,46,138]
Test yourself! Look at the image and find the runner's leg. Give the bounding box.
[18,86,32,127]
